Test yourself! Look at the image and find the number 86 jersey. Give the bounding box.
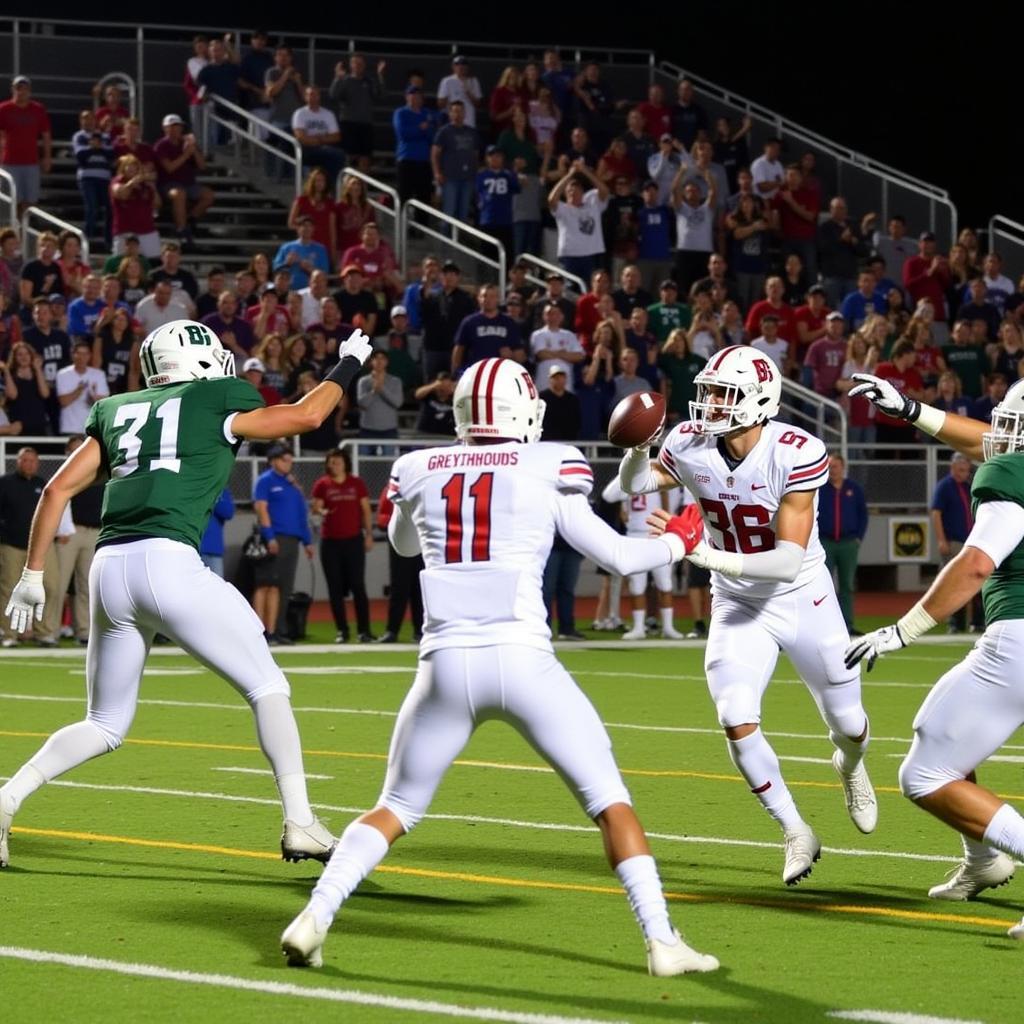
[657,419,829,599]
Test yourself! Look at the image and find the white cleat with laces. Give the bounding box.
[281,909,329,967]
[929,852,1015,901]
[782,823,821,885]
[832,751,878,834]
[646,929,719,975]
[281,817,337,864]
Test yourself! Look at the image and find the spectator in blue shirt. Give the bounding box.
[199,488,234,578]
[238,30,273,116]
[635,180,674,293]
[272,216,329,292]
[66,273,107,341]
[930,452,983,632]
[196,38,242,147]
[252,444,314,644]
[393,85,437,204]
[476,147,520,264]
[839,271,887,332]
[451,283,525,374]
[431,100,478,224]
[402,255,441,332]
[817,452,868,633]
[969,373,1008,423]
[541,50,575,119]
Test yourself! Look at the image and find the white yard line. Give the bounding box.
[212,766,333,781]
[0,776,965,866]
[828,1011,986,1024]
[0,947,625,1024]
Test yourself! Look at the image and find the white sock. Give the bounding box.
[962,832,1000,866]
[252,693,314,826]
[631,609,645,631]
[830,718,869,773]
[982,803,1024,861]
[609,577,622,620]
[1,764,46,815]
[728,730,804,832]
[615,854,675,944]
[309,820,391,927]
[660,607,674,631]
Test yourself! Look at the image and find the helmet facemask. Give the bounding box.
[689,382,757,436]
[983,405,1024,460]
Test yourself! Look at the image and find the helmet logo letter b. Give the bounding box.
[185,324,211,346]
[753,358,772,383]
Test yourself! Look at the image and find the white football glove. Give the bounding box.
[847,373,919,421]
[843,623,907,672]
[338,328,374,367]
[6,568,45,635]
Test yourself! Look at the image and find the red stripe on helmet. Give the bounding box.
[470,359,491,425]
[710,345,741,371]
[483,357,502,424]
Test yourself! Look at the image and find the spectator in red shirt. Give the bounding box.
[771,164,820,280]
[340,221,402,303]
[574,268,613,352]
[311,447,373,643]
[335,174,376,261]
[488,66,524,139]
[153,113,214,246]
[793,284,830,373]
[92,83,130,137]
[245,282,292,341]
[903,232,952,344]
[112,118,157,174]
[289,167,336,261]
[635,83,672,140]
[110,154,161,259]
[0,75,52,215]
[804,311,849,400]
[874,338,926,453]
[744,275,798,345]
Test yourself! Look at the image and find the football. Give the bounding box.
[607,390,666,448]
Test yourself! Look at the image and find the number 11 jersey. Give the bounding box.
[85,377,263,549]
[657,419,829,600]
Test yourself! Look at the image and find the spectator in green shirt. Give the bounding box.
[941,318,985,399]
[657,326,706,424]
[646,279,692,342]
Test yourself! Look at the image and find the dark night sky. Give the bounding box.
[8,5,1015,230]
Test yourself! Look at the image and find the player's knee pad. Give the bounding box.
[83,713,126,752]
[822,703,868,742]
[712,682,761,729]
[897,747,964,801]
[378,791,425,834]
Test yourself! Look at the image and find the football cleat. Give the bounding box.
[929,852,1015,901]
[621,626,646,640]
[281,909,329,967]
[661,625,686,640]
[0,789,13,869]
[646,928,719,976]
[832,751,878,834]
[782,824,821,885]
[281,817,337,863]
[1007,917,1024,941]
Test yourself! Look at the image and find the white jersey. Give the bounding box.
[656,418,829,600]
[388,441,678,654]
[602,479,680,535]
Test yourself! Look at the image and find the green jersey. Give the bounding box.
[85,376,263,549]
[646,302,692,343]
[971,453,1024,625]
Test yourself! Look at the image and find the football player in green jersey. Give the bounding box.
[0,319,373,871]
[845,371,1024,934]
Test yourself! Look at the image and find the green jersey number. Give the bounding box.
[112,398,183,478]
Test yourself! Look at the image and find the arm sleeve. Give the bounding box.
[387,501,421,557]
[694,538,804,582]
[618,446,660,493]
[601,478,627,503]
[554,491,683,573]
[966,500,1024,569]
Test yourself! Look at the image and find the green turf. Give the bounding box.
[1,642,1019,1023]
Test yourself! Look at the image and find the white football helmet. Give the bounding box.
[453,357,546,443]
[139,319,235,387]
[983,378,1024,460]
[689,345,782,435]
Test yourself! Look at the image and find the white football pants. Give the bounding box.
[378,644,632,831]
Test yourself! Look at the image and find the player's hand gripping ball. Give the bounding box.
[608,391,666,448]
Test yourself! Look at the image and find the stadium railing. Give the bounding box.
[515,253,587,300]
[20,206,88,262]
[0,168,17,228]
[985,215,1024,284]
[335,167,403,274]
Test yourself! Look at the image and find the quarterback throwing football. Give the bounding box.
[619,346,877,885]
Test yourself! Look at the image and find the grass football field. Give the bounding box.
[1,633,1020,1024]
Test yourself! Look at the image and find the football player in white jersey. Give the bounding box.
[602,479,685,638]
[618,345,877,885]
[281,357,719,976]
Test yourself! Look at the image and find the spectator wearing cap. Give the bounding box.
[332,264,378,337]
[635,180,674,294]
[109,154,161,259]
[547,164,610,282]
[506,261,540,306]
[750,138,784,200]
[451,283,525,374]
[540,363,582,445]
[476,146,520,261]
[646,133,683,207]
[393,85,437,204]
[804,311,850,400]
[530,303,585,392]
[272,215,330,293]
[245,282,292,342]
[153,114,214,246]
[794,284,830,368]
[202,289,255,359]
[292,85,346,189]
[438,56,482,128]
[930,452,983,633]
[252,444,314,644]
[671,79,709,150]
[357,348,403,446]
[264,45,305,178]
[0,76,52,216]
[647,279,692,342]
[817,196,869,310]
[420,261,475,380]
[817,452,867,633]
[48,291,69,334]
[431,100,478,224]
[529,272,576,332]
[750,313,790,376]
[329,52,385,174]
[414,370,456,435]
[241,356,279,406]
[840,269,887,332]
[384,305,419,393]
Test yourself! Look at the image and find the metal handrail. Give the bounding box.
[336,167,403,272]
[206,92,303,195]
[401,199,507,294]
[514,253,586,298]
[988,214,1024,251]
[93,71,137,120]
[0,169,18,228]
[779,377,848,463]
[20,206,89,264]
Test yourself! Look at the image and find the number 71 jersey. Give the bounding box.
[657,419,829,599]
[85,377,263,549]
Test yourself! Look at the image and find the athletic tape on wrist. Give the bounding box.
[911,402,946,437]
[896,602,937,644]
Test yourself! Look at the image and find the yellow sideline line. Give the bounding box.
[4,729,1024,801]
[10,825,1013,932]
